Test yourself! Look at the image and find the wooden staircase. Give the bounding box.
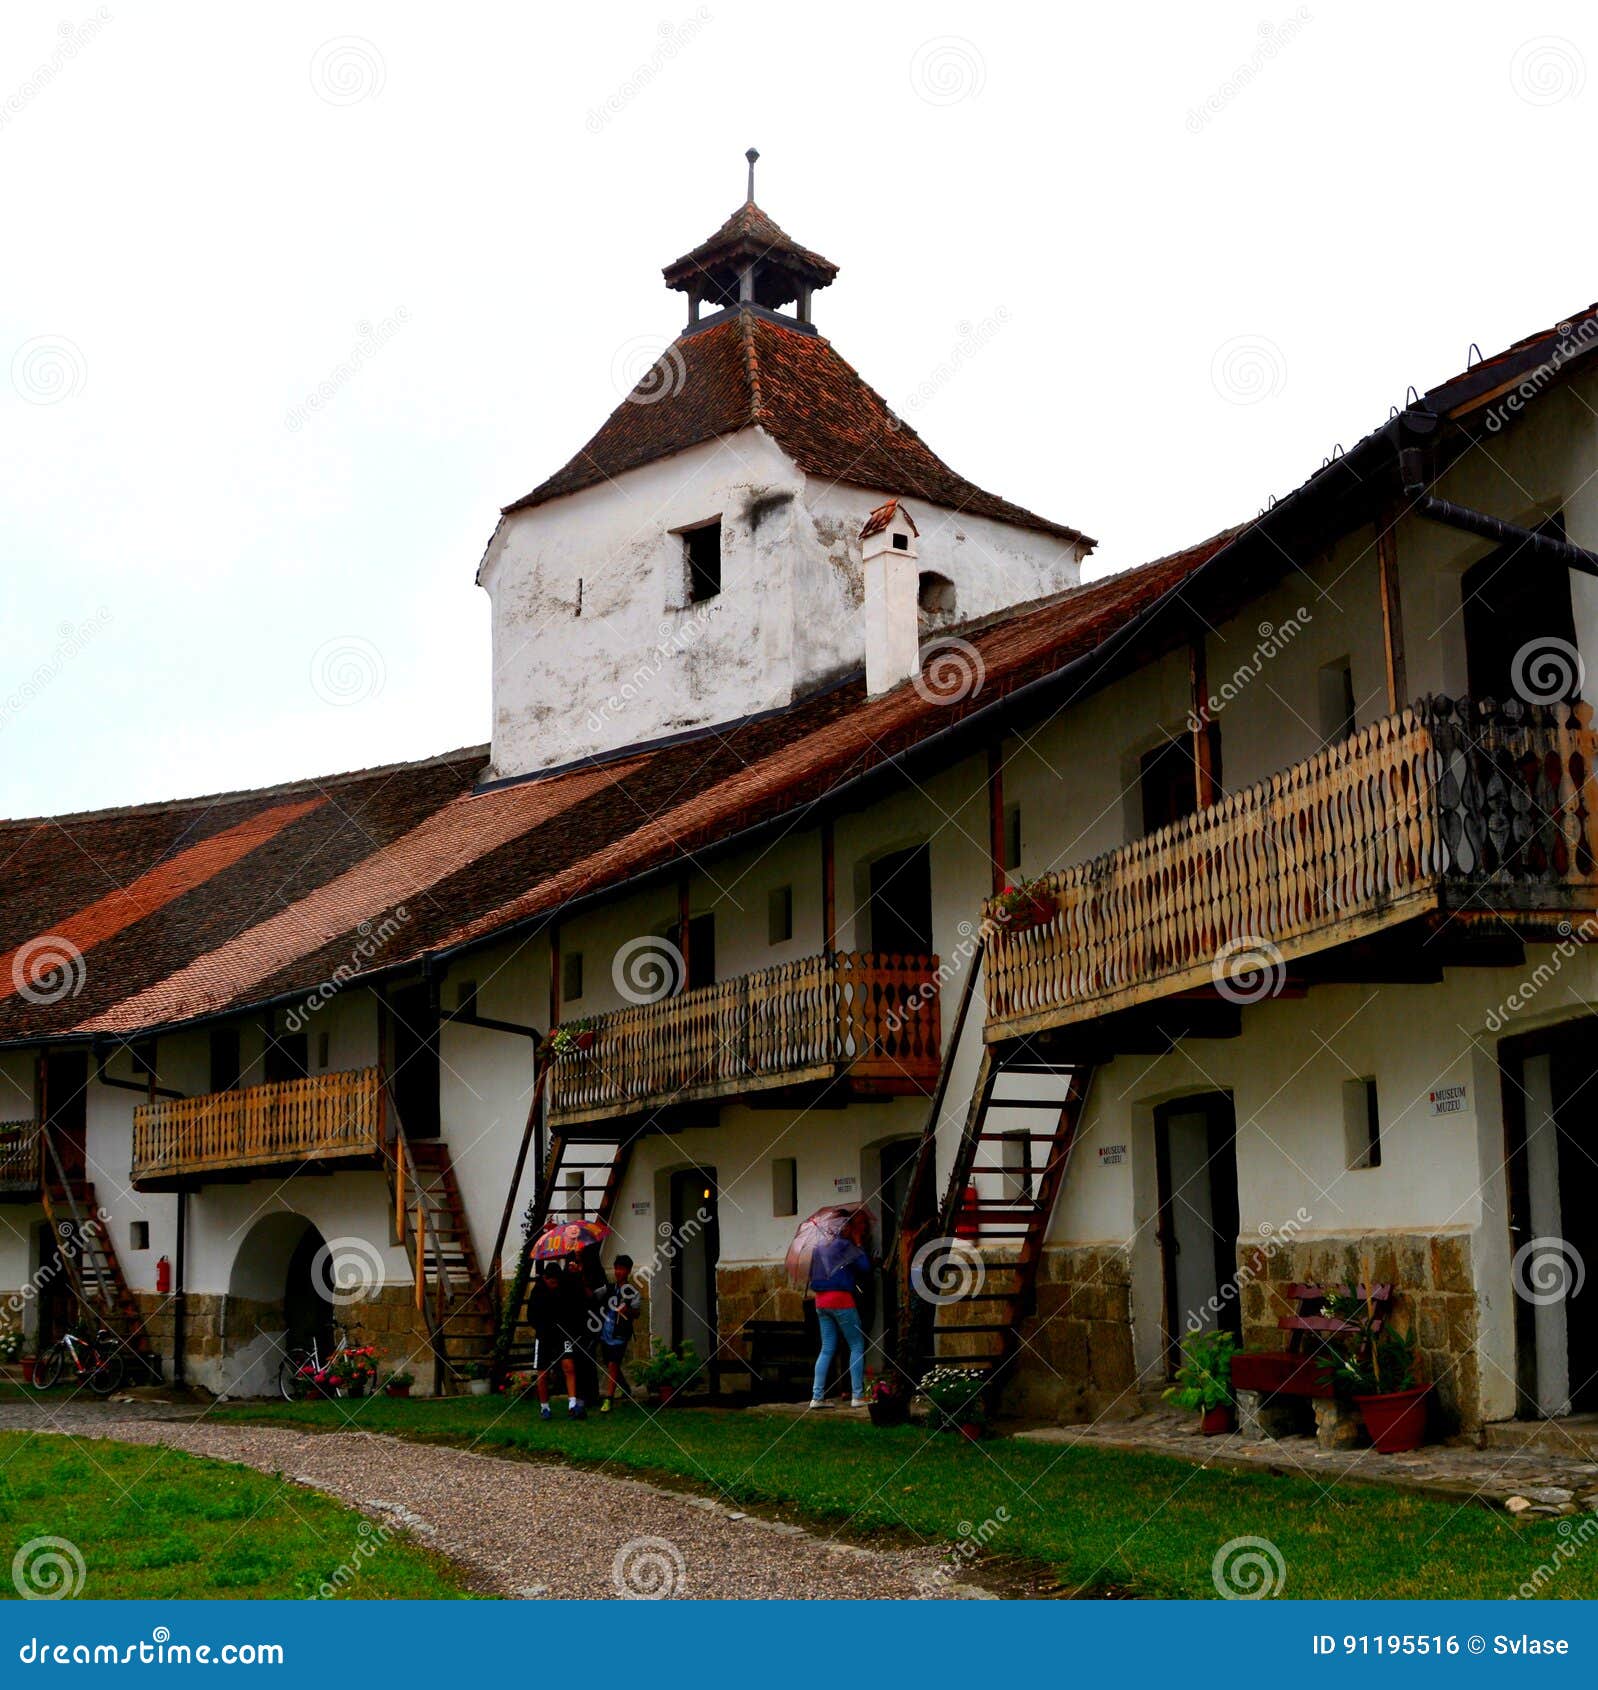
[492,1130,632,1380]
[386,1127,497,1390]
[38,1130,159,1380]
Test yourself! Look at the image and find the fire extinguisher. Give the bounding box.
[954,1184,981,1239]
[156,1255,172,1295]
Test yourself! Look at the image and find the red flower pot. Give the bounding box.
[385,1384,411,1398]
[656,1385,676,1407]
[20,1357,36,1386]
[575,1030,597,1051]
[1200,1405,1236,1436]
[958,1421,984,1443]
[1355,1385,1429,1453]
[999,893,1056,933]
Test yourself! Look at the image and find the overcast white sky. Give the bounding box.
[3,0,1595,817]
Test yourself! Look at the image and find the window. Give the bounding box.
[130,1042,155,1079]
[671,912,716,992]
[1003,804,1023,874]
[209,1027,241,1093]
[917,571,956,615]
[561,951,584,1003]
[767,885,793,946]
[456,979,479,1016]
[683,520,722,603]
[1462,512,1580,704]
[317,1031,330,1071]
[1343,1077,1382,1170]
[1140,735,1198,834]
[129,1221,150,1251]
[868,845,933,958]
[893,532,911,552]
[772,1157,798,1218]
[1318,658,1357,745]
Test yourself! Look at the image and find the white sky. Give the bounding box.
[3,0,1595,817]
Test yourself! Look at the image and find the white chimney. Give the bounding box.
[861,499,921,696]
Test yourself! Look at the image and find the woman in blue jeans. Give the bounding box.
[808,1233,871,1406]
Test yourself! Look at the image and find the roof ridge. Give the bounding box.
[740,307,766,420]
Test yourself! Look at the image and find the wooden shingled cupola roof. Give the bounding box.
[662,148,839,324]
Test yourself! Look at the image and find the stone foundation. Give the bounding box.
[996,1244,1138,1423]
[1237,1230,1480,1432]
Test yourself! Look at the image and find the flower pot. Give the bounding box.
[655,1384,676,1406]
[1200,1405,1236,1436]
[1001,893,1057,933]
[868,1396,910,1427]
[958,1420,984,1443]
[1354,1384,1429,1453]
[20,1357,36,1386]
[575,1030,597,1051]
[385,1384,411,1399]
[467,1379,491,1396]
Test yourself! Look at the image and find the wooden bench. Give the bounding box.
[1230,1282,1392,1401]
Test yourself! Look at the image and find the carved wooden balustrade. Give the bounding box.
[132,1066,384,1185]
[984,696,1598,1039]
[0,1121,40,1196]
[548,952,943,1126]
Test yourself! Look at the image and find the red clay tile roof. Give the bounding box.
[662,201,839,305]
[860,498,917,540]
[0,533,1226,1046]
[504,310,1090,544]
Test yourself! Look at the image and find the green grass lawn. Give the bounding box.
[209,1395,1587,1600]
[0,1433,473,1599]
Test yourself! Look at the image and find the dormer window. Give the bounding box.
[683,519,722,604]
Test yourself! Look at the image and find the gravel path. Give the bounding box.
[0,1400,989,1600]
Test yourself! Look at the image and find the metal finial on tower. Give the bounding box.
[745,147,760,203]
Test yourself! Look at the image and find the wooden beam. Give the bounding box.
[1377,507,1407,710]
[1188,632,1219,809]
[987,741,1006,896]
[677,874,692,991]
[820,818,836,955]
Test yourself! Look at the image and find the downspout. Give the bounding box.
[172,1189,187,1388]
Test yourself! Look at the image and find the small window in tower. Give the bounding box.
[917,572,957,616]
[683,520,722,604]
[892,532,910,551]
[767,885,793,946]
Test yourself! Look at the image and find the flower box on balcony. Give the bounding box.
[993,880,1056,933]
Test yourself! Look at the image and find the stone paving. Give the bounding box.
[1014,1402,1598,1516]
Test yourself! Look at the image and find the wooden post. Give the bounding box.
[987,741,1006,896]
[820,817,837,955]
[1377,507,1407,711]
[1189,632,1219,810]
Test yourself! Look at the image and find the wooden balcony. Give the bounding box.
[984,696,1598,1041]
[0,1121,40,1200]
[132,1066,384,1190]
[548,952,943,1128]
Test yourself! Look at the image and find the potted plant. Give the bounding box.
[499,1369,535,1399]
[635,1339,700,1404]
[464,1361,492,1396]
[20,1355,37,1387]
[1335,1323,1429,1453]
[549,1019,598,1056]
[991,876,1056,933]
[383,1369,415,1399]
[0,1328,22,1367]
[919,1364,988,1439]
[1163,1329,1238,1434]
[323,1344,379,1398]
[867,1374,911,1427]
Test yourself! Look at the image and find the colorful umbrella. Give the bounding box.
[784,1204,874,1289]
[531,1220,610,1260]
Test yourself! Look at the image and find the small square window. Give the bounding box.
[129,1221,150,1251]
[767,885,793,946]
[772,1157,798,1218]
[562,951,584,1003]
[683,521,722,603]
[1343,1077,1381,1170]
[892,532,909,551]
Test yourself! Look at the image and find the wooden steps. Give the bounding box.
[492,1132,631,1378]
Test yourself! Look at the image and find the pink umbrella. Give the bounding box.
[785,1204,875,1290]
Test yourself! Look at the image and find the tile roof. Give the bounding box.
[0,533,1226,1046]
[503,309,1091,544]
[661,200,839,303]
[860,498,917,540]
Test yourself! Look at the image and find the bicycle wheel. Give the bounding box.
[34,1344,65,1390]
[89,1348,125,1396]
[279,1349,312,1401]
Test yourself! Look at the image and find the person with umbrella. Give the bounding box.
[788,1205,874,1409]
[527,1220,609,1420]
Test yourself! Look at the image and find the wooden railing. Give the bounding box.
[984,696,1598,1037]
[548,951,943,1123]
[132,1067,384,1182]
[0,1121,39,1192]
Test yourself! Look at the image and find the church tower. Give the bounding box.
[477,155,1093,781]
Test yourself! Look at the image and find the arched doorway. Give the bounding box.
[221,1212,330,1397]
